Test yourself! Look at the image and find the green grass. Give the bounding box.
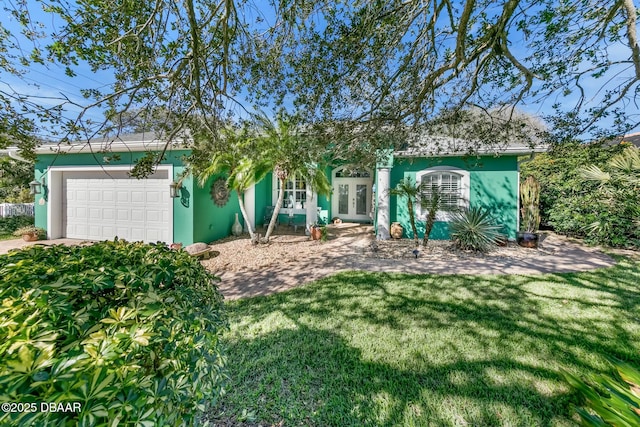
[209,257,640,426]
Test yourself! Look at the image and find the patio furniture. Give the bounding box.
[263,206,279,229]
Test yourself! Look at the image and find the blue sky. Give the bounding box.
[1,1,637,141]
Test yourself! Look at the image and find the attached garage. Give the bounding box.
[47,166,173,243]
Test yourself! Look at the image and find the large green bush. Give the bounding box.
[0,240,227,426]
[521,140,639,248]
[0,215,34,237]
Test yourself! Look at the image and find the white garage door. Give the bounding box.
[63,170,171,243]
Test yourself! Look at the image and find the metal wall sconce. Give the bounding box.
[29,179,42,195]
[169,181,182,198]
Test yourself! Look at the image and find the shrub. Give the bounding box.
[521,140,639,248]
[0,215,34,235]
[12,225,45,238]
[564,356,640,426]
[449,207,502,253]
[0,240,228,426]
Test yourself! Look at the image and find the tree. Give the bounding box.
[1,0,639,160]
[389,177,421,246]
[189,125,271,242]
[255,112,332,242]
[578,145,640,248]
[0,157,33,203]
[420,185,444,247]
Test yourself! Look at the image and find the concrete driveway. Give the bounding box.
[0,238,89,254]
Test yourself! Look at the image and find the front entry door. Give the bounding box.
[332,176,372,222]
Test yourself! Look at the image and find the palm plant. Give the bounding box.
[420,184,445,247]
[254,111,331,242]
[449,207,501,252]
[389,177,420,246]
[578,146,640,244]
[190,126,271,241]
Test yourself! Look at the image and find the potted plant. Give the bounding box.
[309,222,327,241]
[517,175,541,248]
[13,226,46,242]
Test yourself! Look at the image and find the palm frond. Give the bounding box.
[579,165,611,183]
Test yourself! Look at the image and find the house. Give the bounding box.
[374,136,547,241]
[4,132,546,245]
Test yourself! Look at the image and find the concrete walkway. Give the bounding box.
[215,224,620,300]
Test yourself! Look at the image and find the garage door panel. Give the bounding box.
[63,175,171,243]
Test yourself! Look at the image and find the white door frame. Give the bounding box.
[47,165,174,241]
[331,167,373,222]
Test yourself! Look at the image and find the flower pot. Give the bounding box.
[310,226,322,240]
[516,231,539,248]
[390,222,403,239]
[22,233,39,242]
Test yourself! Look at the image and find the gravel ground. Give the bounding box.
[202,232,328,274]
[202,225,549,274]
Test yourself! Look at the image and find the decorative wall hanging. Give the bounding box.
[211,177,230,207]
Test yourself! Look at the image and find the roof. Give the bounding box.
[394,135,548,157]
[618,132,640,148]
[29,131,190,155]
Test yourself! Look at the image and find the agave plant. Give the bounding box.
[449,207,502,252]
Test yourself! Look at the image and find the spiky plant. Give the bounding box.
[389,177,420,246]
[449,207,502,252]
[520,175,540,233]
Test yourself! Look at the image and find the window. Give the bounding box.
[416,167,469,219]
[275,176,307,210]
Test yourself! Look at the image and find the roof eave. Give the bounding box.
[394,146,549,158]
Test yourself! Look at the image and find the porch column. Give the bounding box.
[305,186,318,230]
[244,184,255,232]
[376,167,391,240]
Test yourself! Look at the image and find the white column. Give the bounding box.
[244,184,256,232]
[376,167,391,240]
[305,186,318,229]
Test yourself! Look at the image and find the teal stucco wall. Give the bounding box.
[388,155,519,240]
[192,174,242,243]
[34,150,196,244]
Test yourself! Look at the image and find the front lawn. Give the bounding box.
[210,257,640,426]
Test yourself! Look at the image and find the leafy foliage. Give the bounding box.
[565,356,640,426]
[189,124,272,240]
[521,141,638,248]
[0,157,34,203]
[2,1,639,157]
[11,225,45,238]
[420,184,445,247]
[0,240,228,426]
[0,216,34,236]
[449,207,502,253]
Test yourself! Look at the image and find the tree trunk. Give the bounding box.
[236,191,255,240]
[422,208,437,247]
[263,177,285,242]
[407,198,419,246]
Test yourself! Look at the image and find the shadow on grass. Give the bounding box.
[209,258,640,426]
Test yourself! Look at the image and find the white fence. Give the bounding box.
[0,203,35,218]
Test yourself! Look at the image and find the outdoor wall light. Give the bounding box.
[169,181,182,198]
[29,179,42,195]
